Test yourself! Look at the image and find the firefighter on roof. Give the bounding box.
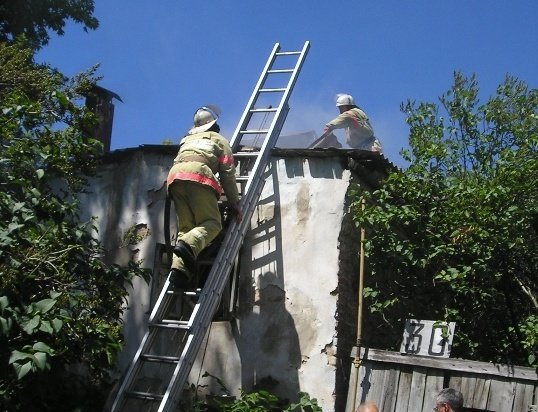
[321,93,382,152]
[167,106,242,289]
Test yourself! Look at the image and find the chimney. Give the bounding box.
[85,85,122,153]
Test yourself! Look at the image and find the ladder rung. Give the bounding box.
[166,289,200,296]
[149,322,190,330]
[267,69,294,73]
[240,130,269,134]
[166,289,184,296]
[161,319,190,325]
[126,391,163,401]
[259,88,286,93]
[234,151,260,157]
[249,108,277,113]
[275,51,301,55]
[141,354,180,364]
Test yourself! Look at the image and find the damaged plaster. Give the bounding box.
[232,156,351,407]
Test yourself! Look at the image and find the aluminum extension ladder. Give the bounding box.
[110,41,310,412]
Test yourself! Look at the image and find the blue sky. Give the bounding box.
[36,1,538,167]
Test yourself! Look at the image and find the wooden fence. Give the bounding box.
[346,348,537,412]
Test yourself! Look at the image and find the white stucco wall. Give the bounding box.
[228,157,351,407]
[79,149,173,371]
[80,148,356,411]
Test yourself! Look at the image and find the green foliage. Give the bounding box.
[353,72,538,367]
[218,390,322,412]
[286,392,323,412]
[0,40,65,101]
[0,0,99,49]
[179,374,323,412]
[0,41,149,411]
[219,389,280,412]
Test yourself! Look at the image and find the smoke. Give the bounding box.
[281,101,336,137]
[218,99,338,142]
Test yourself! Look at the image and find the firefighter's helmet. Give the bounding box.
[188,105,221,134]
[335,93,355,107]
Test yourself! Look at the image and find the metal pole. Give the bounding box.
[348,198,366,412]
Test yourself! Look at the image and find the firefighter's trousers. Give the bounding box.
[168,180,222,271]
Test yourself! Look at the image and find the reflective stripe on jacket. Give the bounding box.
[167,131,239,203]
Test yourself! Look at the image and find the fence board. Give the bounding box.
[512,381,536,412]
[449,374,463,392]
[470,375,491,409]
[422,369,444,412]
[394,366,413,412]
[345,362,363,412]
[367,365,388,407]
[487,377,515,411]
[459,374,477,408]
[408,367,427,412]
[379,366,400,412]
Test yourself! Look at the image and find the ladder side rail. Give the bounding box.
[230,43,280,151]
[243,41,309,195]
[158,108,286,410]
[195,110,293,303]
[242,105,289,195]
[159,42,310,411]
[148,279,173,321]
[158,181,259,410]
[158,331,197,411]
[159,105,291,412]
[228,255,241,314]
[159,41,310,411]
[157,113,285,412]
[159,191,262,412]
[110,329,153,411]
[110,278,175,411]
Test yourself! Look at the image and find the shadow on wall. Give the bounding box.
[233,161,301,403]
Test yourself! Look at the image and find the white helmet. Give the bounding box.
[188,105,221,134]
[335,93,355,107]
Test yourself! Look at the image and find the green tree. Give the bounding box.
[0,41,148,411]
[0,0,98,49]
[354,72,538,367]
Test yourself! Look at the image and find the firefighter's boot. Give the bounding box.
[173,240,196,273]
[169,268,192,290]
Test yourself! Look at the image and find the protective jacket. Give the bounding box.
[167,131,239,204]
[326,107,381,151]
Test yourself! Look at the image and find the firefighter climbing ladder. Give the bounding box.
[111,41,310,412]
